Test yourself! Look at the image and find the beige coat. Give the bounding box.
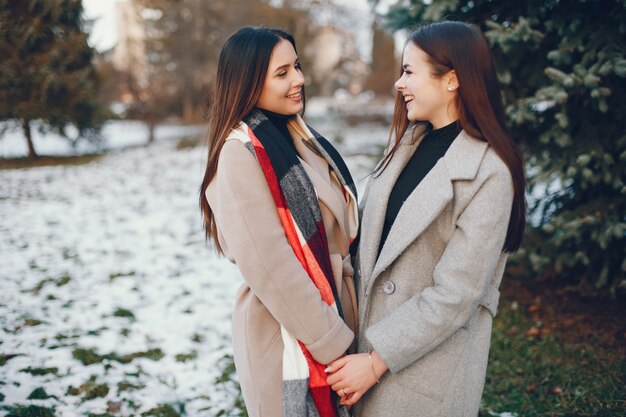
[205,120,359,417]
[354,127,514,417]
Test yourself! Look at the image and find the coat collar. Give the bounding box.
[360,126,489,287]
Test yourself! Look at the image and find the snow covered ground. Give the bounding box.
[0,119,388,416]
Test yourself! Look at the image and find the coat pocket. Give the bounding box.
[260,326,282,359]
[393,326,470,402]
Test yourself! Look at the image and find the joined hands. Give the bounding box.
[325,351,388,407]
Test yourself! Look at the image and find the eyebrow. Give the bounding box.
[403,63,412,70]
[273,59,299,73]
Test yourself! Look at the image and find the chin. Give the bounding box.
[407,111,420,122]
[408,107,429,122]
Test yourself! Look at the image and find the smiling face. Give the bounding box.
[395,42,458,128]
[256,38,304,115]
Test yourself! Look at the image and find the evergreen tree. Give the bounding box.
[380,0,626,297]
[0,0,108,158]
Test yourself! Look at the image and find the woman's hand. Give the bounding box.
[325,351,388,407]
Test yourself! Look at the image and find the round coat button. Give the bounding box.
[382,281,395,294]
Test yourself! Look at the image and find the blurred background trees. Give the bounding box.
[111,0,374,127]
[0,0,109,158]
[0,0,381,155]
[1,0,623,299]
[382,0,626,298]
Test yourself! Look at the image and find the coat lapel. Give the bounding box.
[364,129,490,288]
[359,125,427,284]
[371,158,453,281]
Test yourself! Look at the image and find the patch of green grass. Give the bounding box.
[480,301,626,417]
[20,366,59,376]
[190,333,205,343]
[27,278,53,294]
[72,348,104,365]
[117,379,145,393]
[120,348,165,363]
[211,354,248,417]
[66,375,110,401]
[175,351,197,363]
[113,307,136,320]
[3,405,55,417]
[62,248,78,260]
[72,347,165,365]
[29,274,71,293]
[27,387,55,400]
[0,353,24,366]
[10,317,46,332]
[56,274,71,286]
[87,328,104,336]
[109,271,136,282]
[141,403,185,417]
[54,332,80,341]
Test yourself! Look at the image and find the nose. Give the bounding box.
[293,69,305,88]
[394,73,406,91]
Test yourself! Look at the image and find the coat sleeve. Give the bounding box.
[206,139,354,365]
[365,163,514,374]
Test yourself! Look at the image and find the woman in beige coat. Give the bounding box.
[199,27,359,417]
[326,21,526,417]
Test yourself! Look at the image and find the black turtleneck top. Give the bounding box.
[258,108,297,153]
[378,120,461,256]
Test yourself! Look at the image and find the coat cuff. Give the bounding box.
[305,316,354,365]
[365,320,405,374]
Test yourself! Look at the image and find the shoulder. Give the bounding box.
[205,137,262,201]
[473,146,514,201]
[219,137,254,164]
[480,146,511,179]
[455,130,511,181]
[449,131,513,196]
[215,120,258,169]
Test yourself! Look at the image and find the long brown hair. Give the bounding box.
[199,27,304,253]
[380,21,525,252]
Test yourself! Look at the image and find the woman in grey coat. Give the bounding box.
[325,21,526,417]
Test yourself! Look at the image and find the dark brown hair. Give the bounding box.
[380,21,525,252]
[199,27,303,253]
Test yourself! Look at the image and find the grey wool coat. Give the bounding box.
[205,119,359,417]
[354,126,514,417]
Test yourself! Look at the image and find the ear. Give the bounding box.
[445,70,459,92]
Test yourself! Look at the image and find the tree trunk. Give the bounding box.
[22,119,37,159]
[182,94,194,124]
[367,21,397,97]
[147,121,156,144]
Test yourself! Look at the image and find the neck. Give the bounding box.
[430,119,459,132]
[429,106,458,130]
